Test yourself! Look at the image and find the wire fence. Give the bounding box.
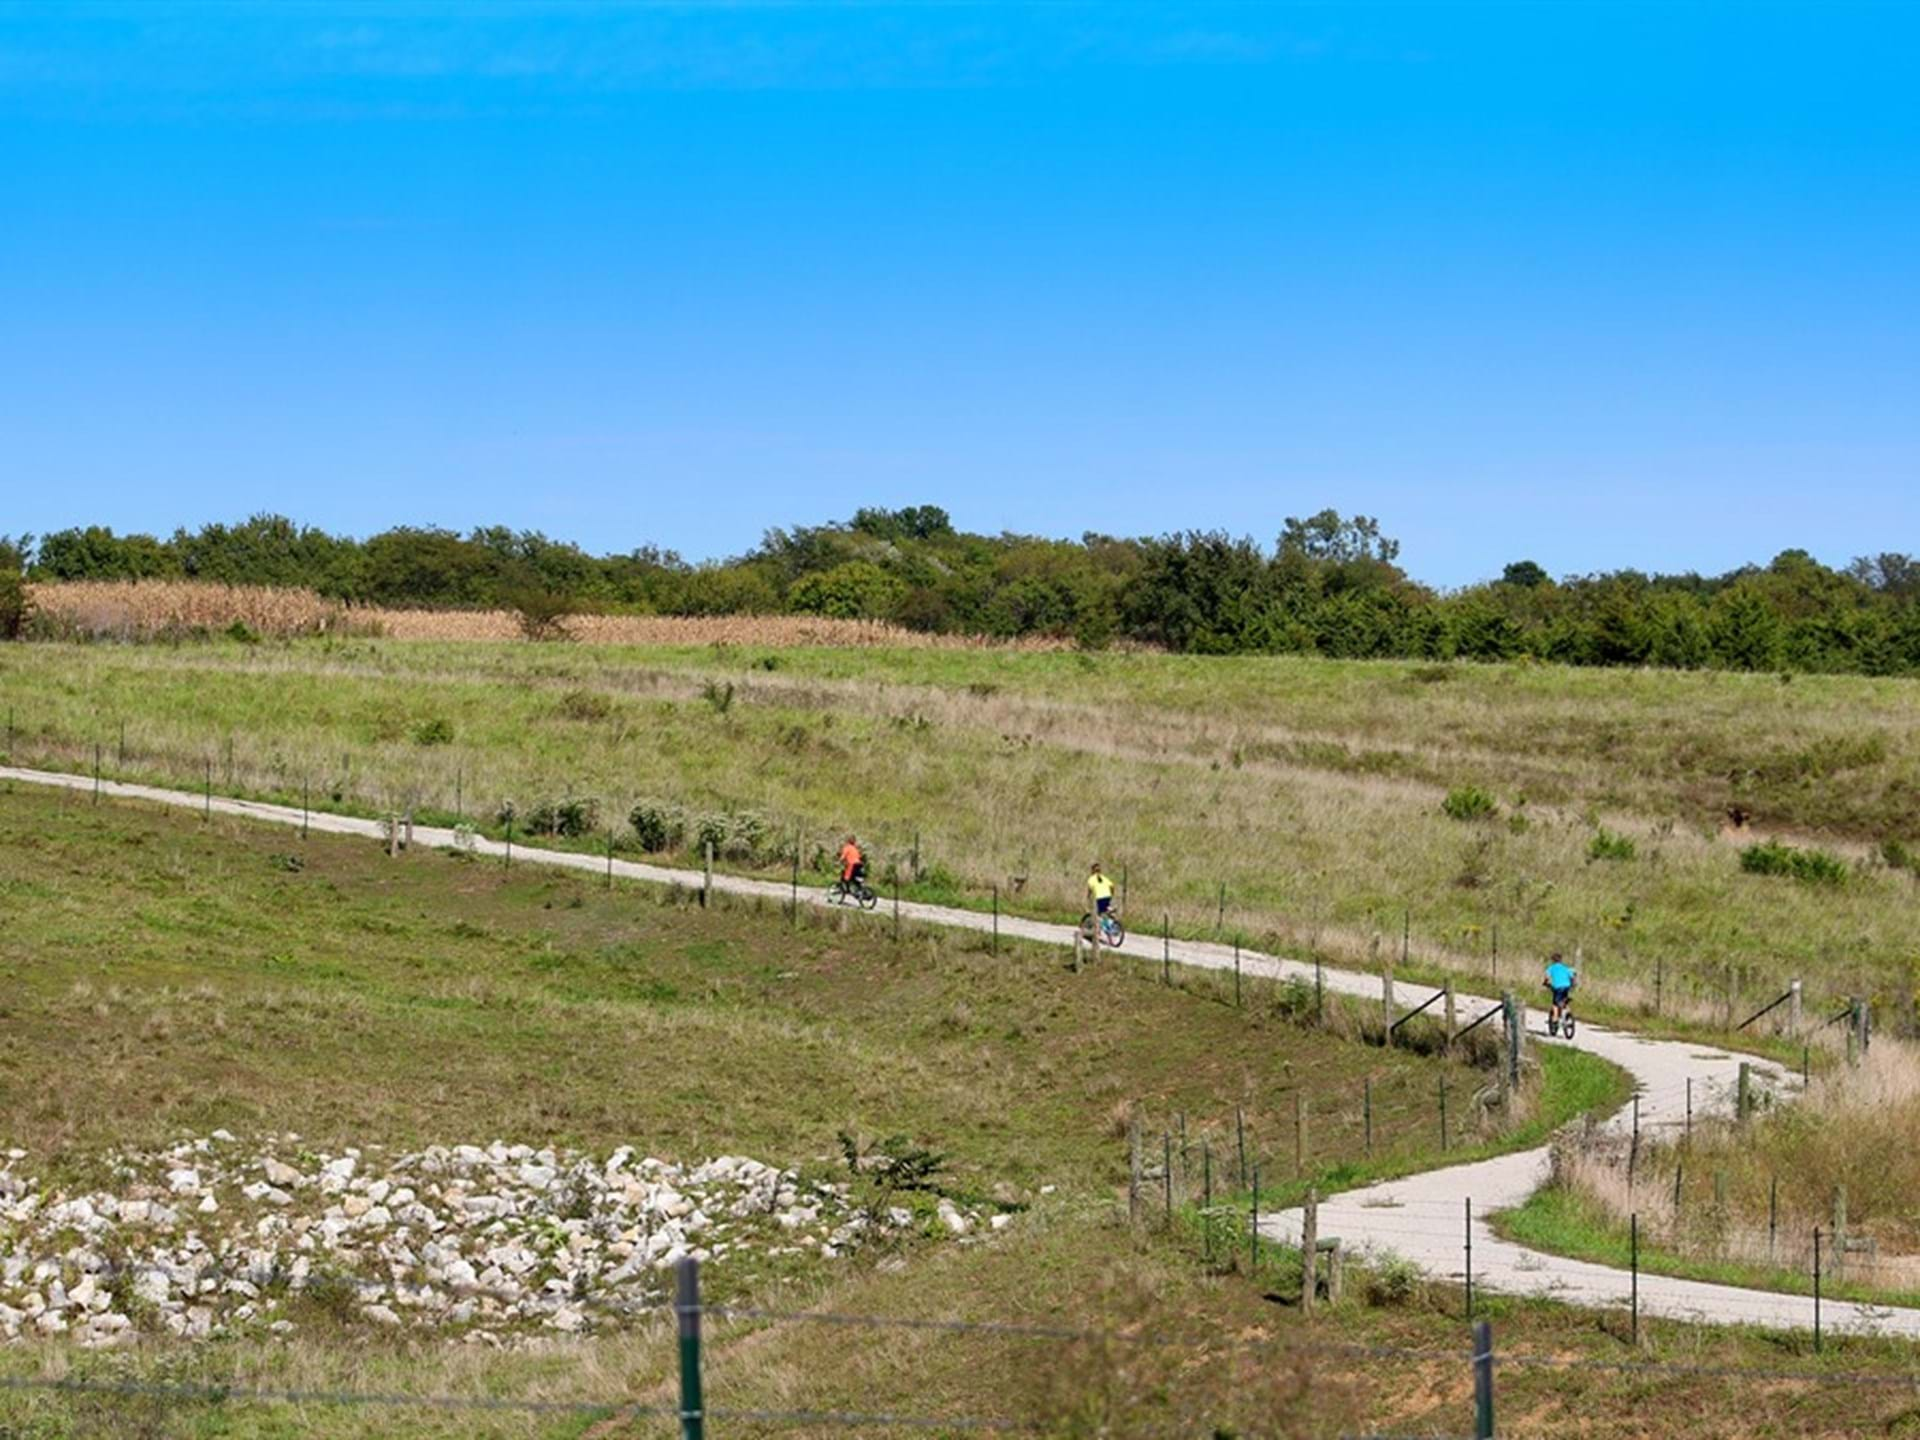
[0,706,1885,1042]
[11,1267,1920,1438]
[5,736,1918,1432]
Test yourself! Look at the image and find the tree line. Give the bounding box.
[6,510,1920,674]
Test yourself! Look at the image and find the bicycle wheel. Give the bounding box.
[1079,913,1098,944]
[826,882,845,906]
[859,885,878,911]
[1104,918,1126,947]
[1563,1013,1576,1040]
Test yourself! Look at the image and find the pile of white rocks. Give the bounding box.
[0,1134,1000,1348]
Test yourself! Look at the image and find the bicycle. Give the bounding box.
[828,875,879,910]
[1078,908,1126,948]
[1546,988,1576,1040]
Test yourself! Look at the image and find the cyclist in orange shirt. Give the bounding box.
[839,835,866,887]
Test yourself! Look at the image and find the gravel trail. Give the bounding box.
[4,764,1903,1339]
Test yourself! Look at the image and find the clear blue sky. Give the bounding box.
[3,2,1916,586]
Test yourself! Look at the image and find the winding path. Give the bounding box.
[3,764,1908,1340]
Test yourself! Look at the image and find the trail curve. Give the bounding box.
[2,764,1906,1340]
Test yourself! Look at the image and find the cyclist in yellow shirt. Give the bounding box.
[1088,863,1116,917]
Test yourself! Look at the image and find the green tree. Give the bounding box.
[1643,592,1712,669]
[359,528,500,606]
[1448,599,1526,660]
[0,534,32,639]
[1278,510,1401,565]
[1120,532,1269,652]
[35,525,176,580]
[1709,584,1785,670]
[788,560,907,620]
[851,505,954,543]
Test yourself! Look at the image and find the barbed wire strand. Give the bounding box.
[0,1373,667,1416]
[0,1373,1034,1430]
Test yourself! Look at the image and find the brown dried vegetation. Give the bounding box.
[25,581,1074,649]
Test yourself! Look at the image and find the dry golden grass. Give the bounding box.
[1547,1040,1920,1280]
[7,629,1914,1019]
[27,580,361,638]
[25,580,1077,649]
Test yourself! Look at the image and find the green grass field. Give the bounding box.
[8,636,1920,1437]
[1496,1183,1920,1314]
[8,769,1920,1435]
[4,638,1917,1023]
[0,782,1568,1435]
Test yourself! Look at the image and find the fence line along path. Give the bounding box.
[3,764,1907,1340]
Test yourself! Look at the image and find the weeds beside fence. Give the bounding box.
[0,702,1883,1061]
[6,1259,1919,1439]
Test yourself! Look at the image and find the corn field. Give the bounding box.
[23,580,1071,649]
[25,581,362,639]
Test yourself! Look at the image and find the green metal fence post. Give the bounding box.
[1464,1196,1473,1319]
[1814,1227,1823,1352]
[1250,1163,1260,1274]
[1472,1319,1495,1439]
[1631,1212,1640,1343]
[676,1256,705,1440]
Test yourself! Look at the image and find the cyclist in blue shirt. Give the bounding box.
[1543,953,1577,1036]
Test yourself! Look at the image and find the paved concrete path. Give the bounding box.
[2,764,1903,1338]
